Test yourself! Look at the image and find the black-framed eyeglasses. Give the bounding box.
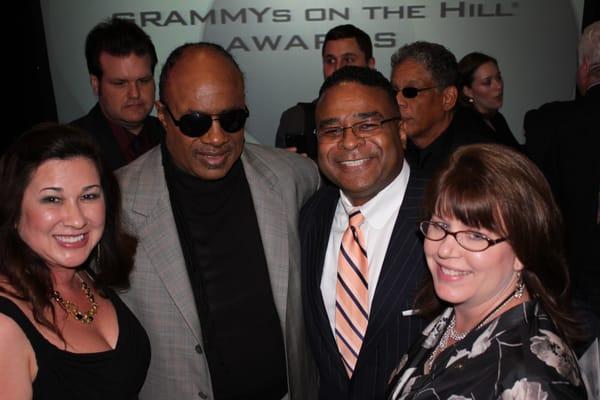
[314,116,401,143]
[164,106,249,138]
[419,221,507,252]
[396,86,440,99]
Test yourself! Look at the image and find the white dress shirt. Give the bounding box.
[320,160,411,333]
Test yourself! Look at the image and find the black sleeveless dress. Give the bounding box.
[0,289,150,400]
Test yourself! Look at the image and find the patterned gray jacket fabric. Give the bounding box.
[117,143,320,400]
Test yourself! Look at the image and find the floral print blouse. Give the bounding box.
[388,300,587,399]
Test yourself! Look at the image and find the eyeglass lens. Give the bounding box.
[401,87,420,98]
[419,221,496,252]
[398,86,438,99]
[315,116,401,142]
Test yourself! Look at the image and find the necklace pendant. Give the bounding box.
[50,272,98,325]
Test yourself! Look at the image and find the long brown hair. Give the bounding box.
[415,143,583,344]
[0,123,137,337]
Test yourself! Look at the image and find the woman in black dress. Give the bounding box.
[457,52,521,150]
[388,144,587,399]
[0,123,150,399]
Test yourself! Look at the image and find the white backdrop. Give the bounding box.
[41,0,584,145]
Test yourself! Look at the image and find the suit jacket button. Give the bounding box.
[195,344,203,354]
[198,392,208,399]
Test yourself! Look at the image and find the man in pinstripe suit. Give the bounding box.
[300,66,427,399]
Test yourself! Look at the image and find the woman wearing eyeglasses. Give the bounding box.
[457,52,521,150]
[388,144,587,399]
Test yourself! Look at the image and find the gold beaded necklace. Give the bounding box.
[50,272,98,324]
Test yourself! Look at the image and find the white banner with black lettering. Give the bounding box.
[41,0,584,144]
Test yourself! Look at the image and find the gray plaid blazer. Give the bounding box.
[116,143,320,400]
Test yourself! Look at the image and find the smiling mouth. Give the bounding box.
[54,234,86,244]
[440,265,472,277]
[202,153,227,158]
[339,158,369,167]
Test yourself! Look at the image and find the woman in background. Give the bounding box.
[388,144,587,399]
[457,52,521,150]
[0,123,150,399]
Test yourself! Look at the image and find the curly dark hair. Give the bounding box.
[0,123,137,337]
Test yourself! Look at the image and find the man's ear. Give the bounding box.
[90,75,100,97]
[155,100,168,128]
[398,120,407,150]
[368,57,376,70]
[576,58,590,95]
[442,85,458,111]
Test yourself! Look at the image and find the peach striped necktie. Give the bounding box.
[335,210,369,378]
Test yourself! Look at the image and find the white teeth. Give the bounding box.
[341,159,368,167]
[440,266,470,277]
[55,234,84,243]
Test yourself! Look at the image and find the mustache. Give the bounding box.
[193,143,236,156]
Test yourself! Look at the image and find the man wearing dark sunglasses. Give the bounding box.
[390,41,491,176]
[117,42,320,400]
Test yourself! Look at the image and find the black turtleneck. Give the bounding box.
[161,143,288,400]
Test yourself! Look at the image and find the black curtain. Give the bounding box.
[582,0,599,31]
[3,0,57,155]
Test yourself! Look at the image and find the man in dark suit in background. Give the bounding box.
[524,21,600,317]
[275,24,375,160]
[71,17,163,170]
[301,66,427,399]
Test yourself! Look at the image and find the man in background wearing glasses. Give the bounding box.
[391,41,490,176]
[300,66,428,399]
[117,42,320,400]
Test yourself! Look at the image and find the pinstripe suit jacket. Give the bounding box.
[116,143,320,400]
[300,169,428,400]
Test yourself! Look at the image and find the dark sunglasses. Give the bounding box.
[396,86,440,99]
[164,106,249,138]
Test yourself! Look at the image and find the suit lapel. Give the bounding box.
[130,148,202,342]
[241,146,288,329]
[364,173,426,346]
[90,104,127,169]
[305,188,344,365]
